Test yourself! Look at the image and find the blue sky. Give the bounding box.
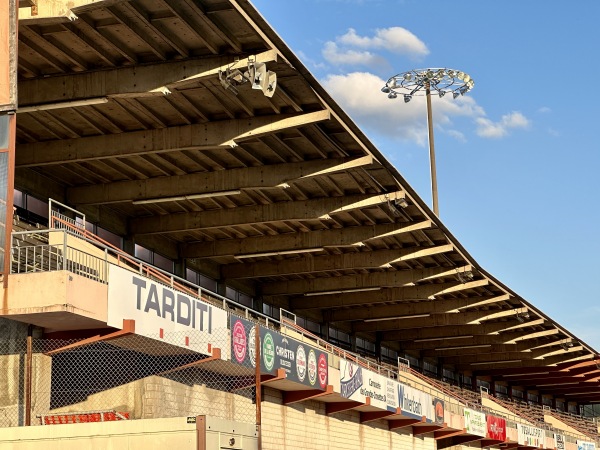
[251,0,600,350]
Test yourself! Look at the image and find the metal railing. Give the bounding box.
[8,217,600,442]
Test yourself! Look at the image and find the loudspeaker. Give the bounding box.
[249,62,268,90]
[248,62,277,97]
[263,71,277,98]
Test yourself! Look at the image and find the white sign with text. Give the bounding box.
[107,265,228,356]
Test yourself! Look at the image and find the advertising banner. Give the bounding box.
[578,441,596,450]
[340,360,364,401]
[464,408,486,437]
[433,398,445,425]
[339,360,399,411]
[517,424,545,448]
[555,434,566,450]
[230,316,328,390]
[107,265,228,355]
[398,382,433,422]
[486,415,507,440]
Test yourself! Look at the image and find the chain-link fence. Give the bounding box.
[0,320,259,428]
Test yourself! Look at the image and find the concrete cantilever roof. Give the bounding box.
[13,0,600,403]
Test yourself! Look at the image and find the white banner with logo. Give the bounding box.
[517,424,545,448]
[340,360,399,411]
[578,441,596,450]
[464,408,486,437]
[554,434,566,450]
[398,383,433,422]
[107,265,228,356]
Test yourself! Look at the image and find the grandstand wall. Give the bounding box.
[0,415,258,449]
[4,0,600,448]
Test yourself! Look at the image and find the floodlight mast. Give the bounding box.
[381,68,474,216]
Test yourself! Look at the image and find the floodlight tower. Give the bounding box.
[381,68,474,216]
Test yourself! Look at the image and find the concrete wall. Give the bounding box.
[0,317,28,340]
[261,387,436,450]
[0,318,30,427]
[4,271,108,330]
[544,413,587,436]
[0,415,258,450]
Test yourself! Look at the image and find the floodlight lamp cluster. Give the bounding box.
[219,58,277,98]
[381,68,475,102]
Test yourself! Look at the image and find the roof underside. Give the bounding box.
[14,0,600,403]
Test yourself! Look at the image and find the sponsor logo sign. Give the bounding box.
[229,316,328,389]
[555,434,566,450]
[339,360,401,411]
[433,398,445,425]
[578,441,596,450]
[262,332,275,371]
[296,344,307,382]
[398,382,433,422]
[107,265,228,355]
[517,424,545,448]
[340,360,363,400]
[318,353,328,388]
[486,415,506,441]
[307,349,317,386]
[232,320,247,363]
[464,408,486,437]
[386,378,400,413]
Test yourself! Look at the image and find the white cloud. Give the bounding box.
[322,27,428,67]
[296,50,327,71]
[337,27,429,56]
[537,106,551,114]
[322,42,387,67]
[445,129,467,143]
[475,112,530,138]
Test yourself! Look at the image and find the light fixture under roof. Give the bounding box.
[304,286,381,297]
[471,359,522,366]
[364,314,430,323]
[235,247,324,259]
[435,344,491,351]
[132,190,242,205]
[414,335,474,343]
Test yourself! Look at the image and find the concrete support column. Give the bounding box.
[322,322,330,342]
[375,332,382,363]
[216,279,227,298]
[123,236,135,256]
[350,332,357,353]
[173,258,186,279]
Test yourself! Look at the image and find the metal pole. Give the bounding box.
[255,324,262,449]
[425,82,439,216]
[25,324,33,426]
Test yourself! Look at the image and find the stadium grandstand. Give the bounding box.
[0,0,599,448]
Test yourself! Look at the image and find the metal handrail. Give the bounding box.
[10,221,600,442]
[13,223,281,329]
